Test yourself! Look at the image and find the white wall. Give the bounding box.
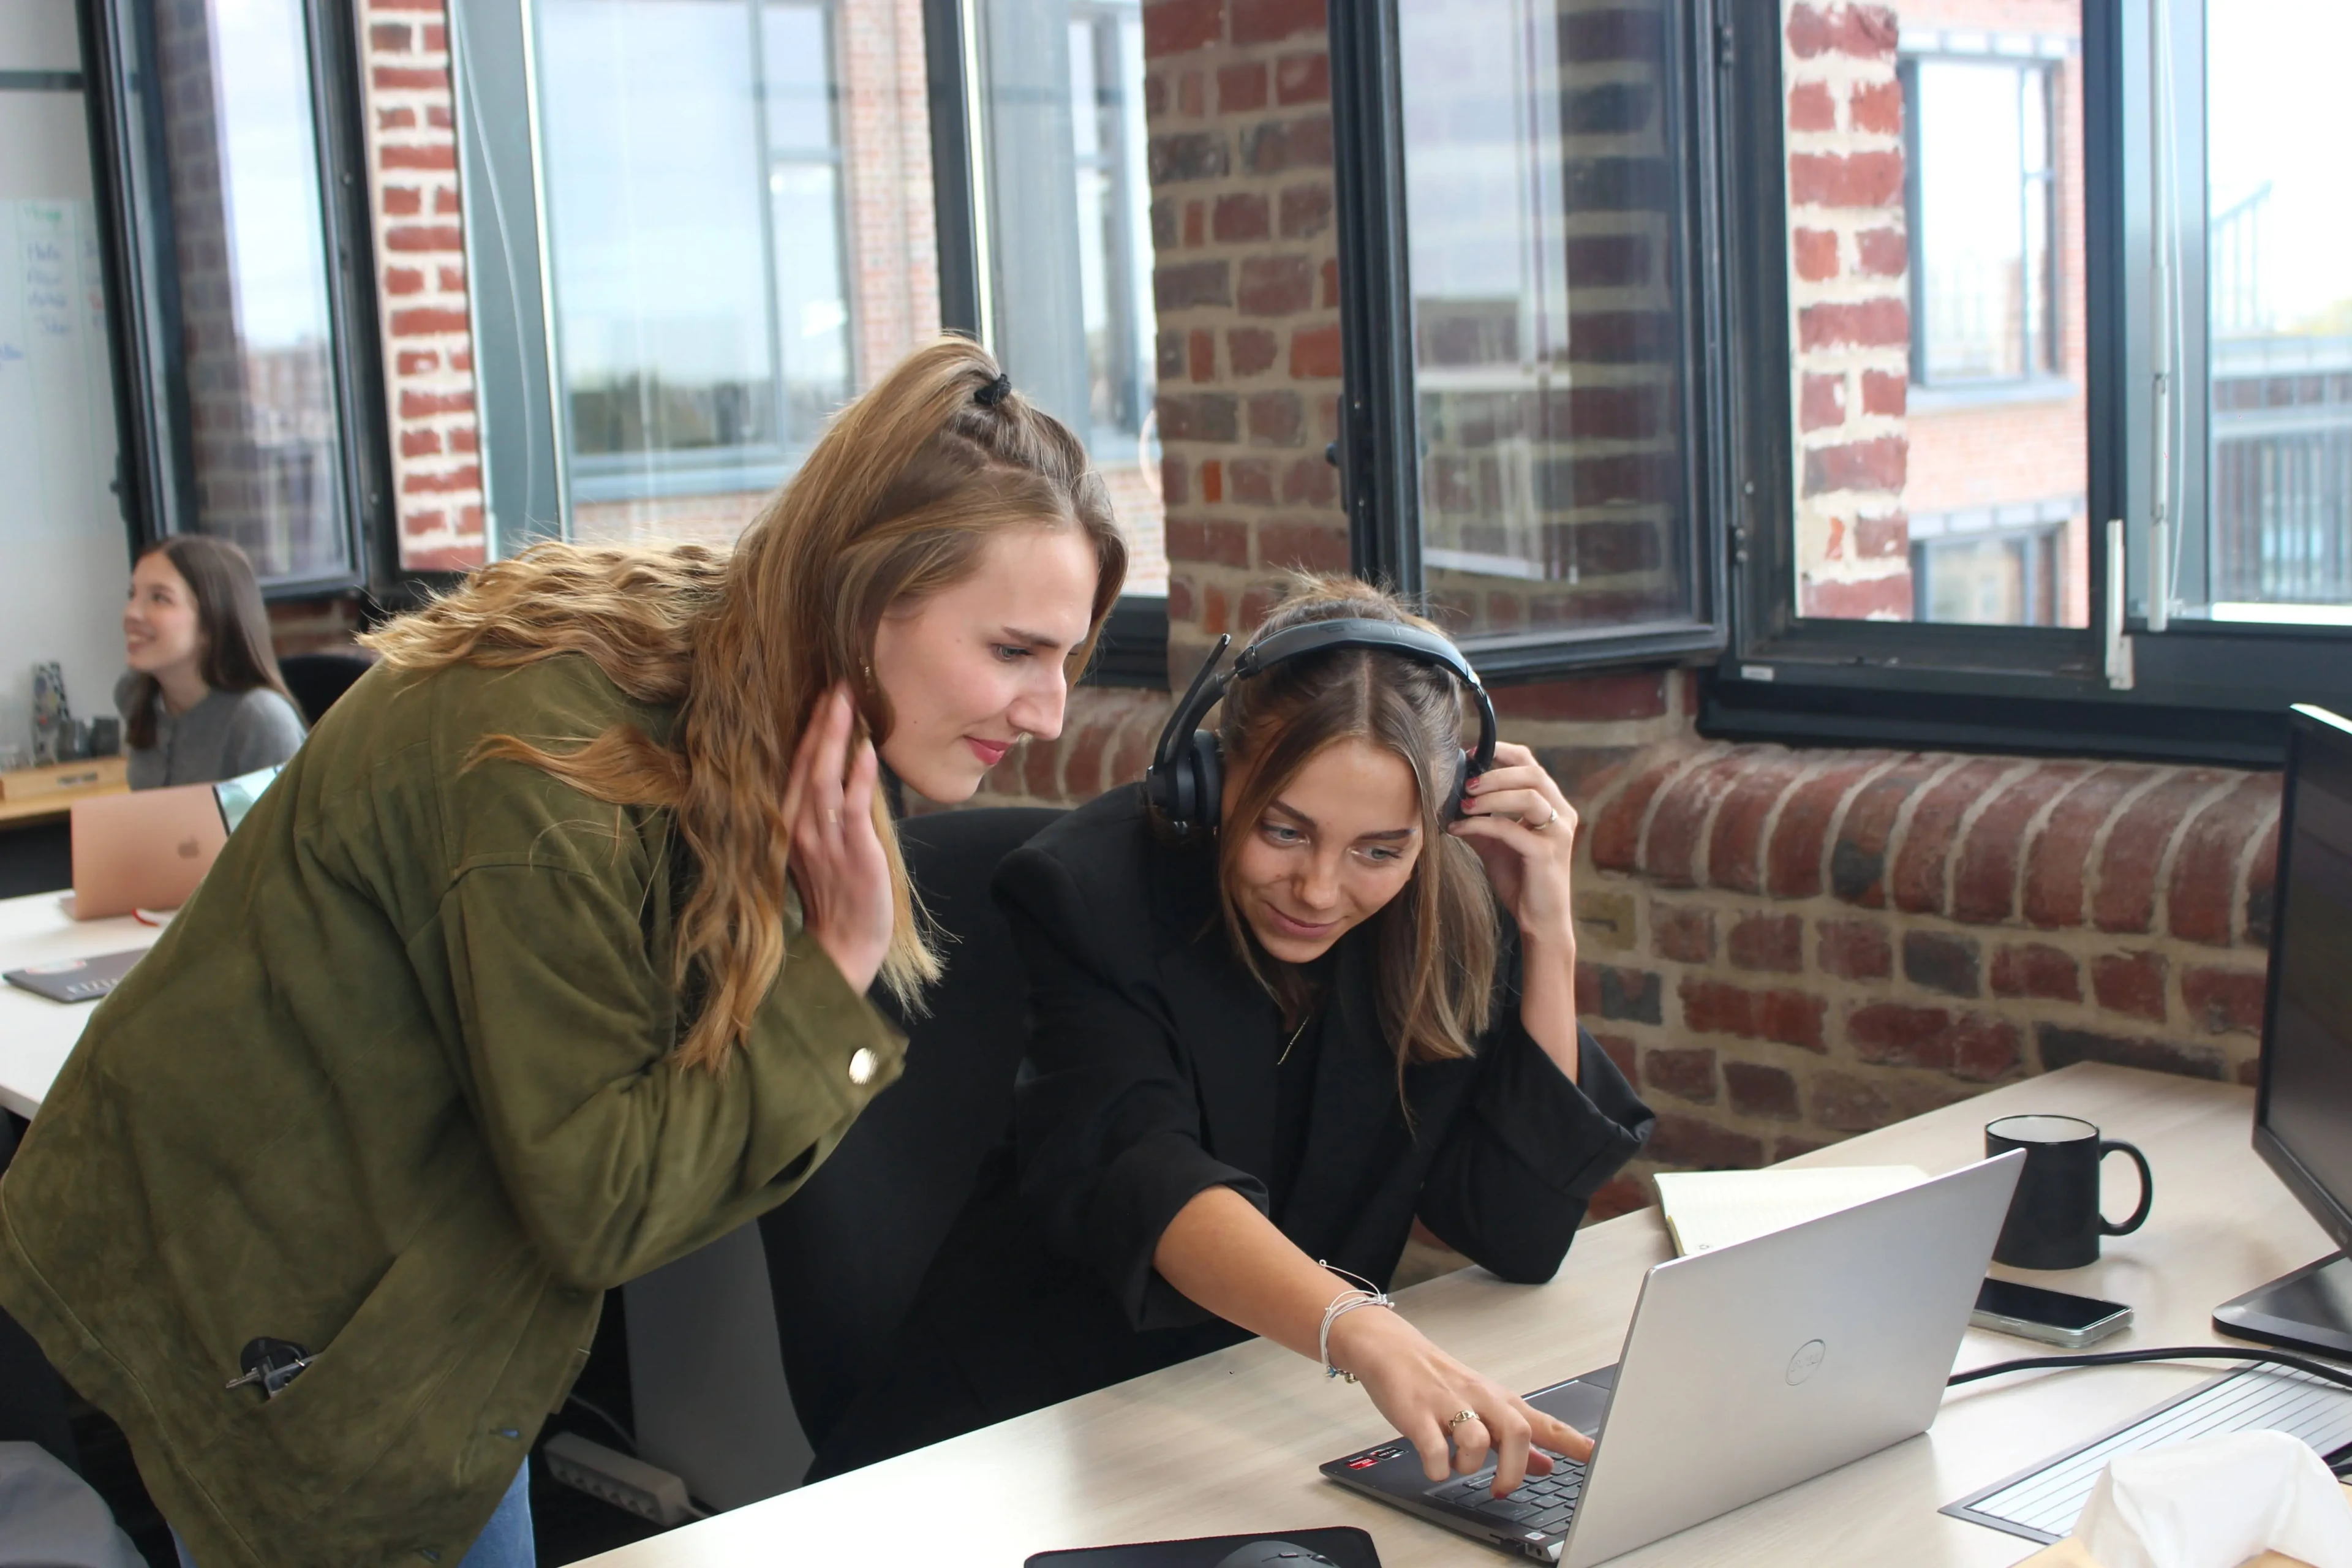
[0,0,130,766]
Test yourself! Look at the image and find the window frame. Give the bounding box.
[488,0,858,511]
[81,0,390,599]
[1329,0,1735,682]
[1705,0,2352,768]
[924,0,1168,688]
[1900,47,2065,396]
[1066,0,1155,452]
[451,0,1169,687]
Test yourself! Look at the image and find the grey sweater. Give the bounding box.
[114,673,307,790]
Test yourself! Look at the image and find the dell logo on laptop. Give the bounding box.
[1786,1339,1826,1385]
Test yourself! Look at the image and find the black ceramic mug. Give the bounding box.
[1986,1114,2154,1269]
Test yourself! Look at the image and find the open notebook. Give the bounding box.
[1654,1166,1931,1256]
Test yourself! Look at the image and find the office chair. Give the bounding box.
[758,805,1062,1455]
[0,1117,78,1471]
[277,652,372,728]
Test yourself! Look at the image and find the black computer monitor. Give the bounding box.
[2214,704,2352,1358]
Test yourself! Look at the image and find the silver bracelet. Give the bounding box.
[1316,1262,1393,1383]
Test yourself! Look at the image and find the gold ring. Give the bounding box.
[1447,1409,1480,1434]
[1528,809,1556,832]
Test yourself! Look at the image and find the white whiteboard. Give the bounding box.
[0,198,115,545]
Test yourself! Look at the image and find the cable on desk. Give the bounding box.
[1948,1346,2352,1476]
[1947,1344,2352,1393]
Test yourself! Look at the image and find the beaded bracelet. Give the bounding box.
[1316,1262,1393,1383]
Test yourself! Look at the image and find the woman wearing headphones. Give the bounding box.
[813,577,1653,1498]
[0,339,1124,1567]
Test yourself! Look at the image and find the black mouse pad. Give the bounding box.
[1025,1525,1381,1567]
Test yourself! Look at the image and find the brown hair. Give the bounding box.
[123,536,298,751]
[363,336,1128,1071]
[1208,576,1499,1077]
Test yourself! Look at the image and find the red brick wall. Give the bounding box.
[357,0,486,573]
[1574,742,2276,1210]
[1784,2,1914,618]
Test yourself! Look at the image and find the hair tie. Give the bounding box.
[974,372,1014,409]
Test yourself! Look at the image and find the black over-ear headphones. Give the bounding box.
[1144,618,1499,840]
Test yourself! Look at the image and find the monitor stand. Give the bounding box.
[2214,1253,2352,1359]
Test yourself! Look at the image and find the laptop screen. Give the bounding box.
[213,765,282,835]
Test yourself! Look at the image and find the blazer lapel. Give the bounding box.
[1283,933,1408,1240]
[1148,838,1280,1177]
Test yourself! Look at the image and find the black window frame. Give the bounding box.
[1901,47,2065,396]
[1328,0,1735,682]
[1332,0,2352,764]
[1703,0,2352,768]
[80,0,391,600]
[448,0,1168,687]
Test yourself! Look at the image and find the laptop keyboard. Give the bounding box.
[1427,1457,1589,1536]
[1951,1365,2352,1541]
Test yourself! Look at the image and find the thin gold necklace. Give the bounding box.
[1278,1008,1314,1066]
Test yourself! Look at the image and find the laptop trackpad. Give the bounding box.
[1525,1368,1615,1438]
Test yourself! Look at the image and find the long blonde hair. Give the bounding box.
[1205,578,1499,1076]
[364,337,1127,1070]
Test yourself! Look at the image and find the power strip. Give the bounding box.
[540,1431,698,1528]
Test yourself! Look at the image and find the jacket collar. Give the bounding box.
[1150,843,1409,1213]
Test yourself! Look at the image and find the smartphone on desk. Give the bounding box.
[1972,1276,2132,1348]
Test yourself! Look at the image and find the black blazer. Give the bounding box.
[808,786,1653,1477]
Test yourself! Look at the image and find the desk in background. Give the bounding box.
[0,756,129,827]
[0,889,162,1119]
[575,1063,2320,1568]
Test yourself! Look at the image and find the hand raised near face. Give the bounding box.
[785,685,893,995]
[1447,741,1578,953]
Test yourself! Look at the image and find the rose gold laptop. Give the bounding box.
[69,783,229,919]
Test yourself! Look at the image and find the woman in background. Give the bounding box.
[116,536,307,788]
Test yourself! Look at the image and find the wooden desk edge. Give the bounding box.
[0,781,127,826]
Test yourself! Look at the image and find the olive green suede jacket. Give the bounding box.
[0,655,905,1566]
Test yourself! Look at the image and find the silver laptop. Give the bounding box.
[1322,1151,2025,1564]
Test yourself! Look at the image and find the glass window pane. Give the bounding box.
[763,2,834,153]
[1782,6,2088,628]
[151,0,349,581]
[971,0,1165,595]
[2203,0,2352,616]
[538,0,777,512]
[535,0,914,548]
[1917,61,2026,383]
[770,161,852,430]
[1398,0,1695,639]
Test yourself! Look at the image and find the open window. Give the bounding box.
[1330,0,1731,679]
[1709,0,2352,764]
[83,0,386,594]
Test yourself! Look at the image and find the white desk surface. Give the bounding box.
[574,1063,2325,1568]
[0,888,162,1119]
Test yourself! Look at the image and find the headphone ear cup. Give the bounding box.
[1187,731,1223,832]
[1442,748,1471,826]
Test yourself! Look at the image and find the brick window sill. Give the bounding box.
[1564,740,2277,1184]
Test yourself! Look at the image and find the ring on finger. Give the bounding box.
[825,808,840,827]
[1447,1409,1481,1436]
[1526,805,1558,832]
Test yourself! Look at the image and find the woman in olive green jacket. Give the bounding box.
[0,339,1126,1567]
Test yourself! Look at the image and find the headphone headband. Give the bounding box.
[1145,616,1499,838]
